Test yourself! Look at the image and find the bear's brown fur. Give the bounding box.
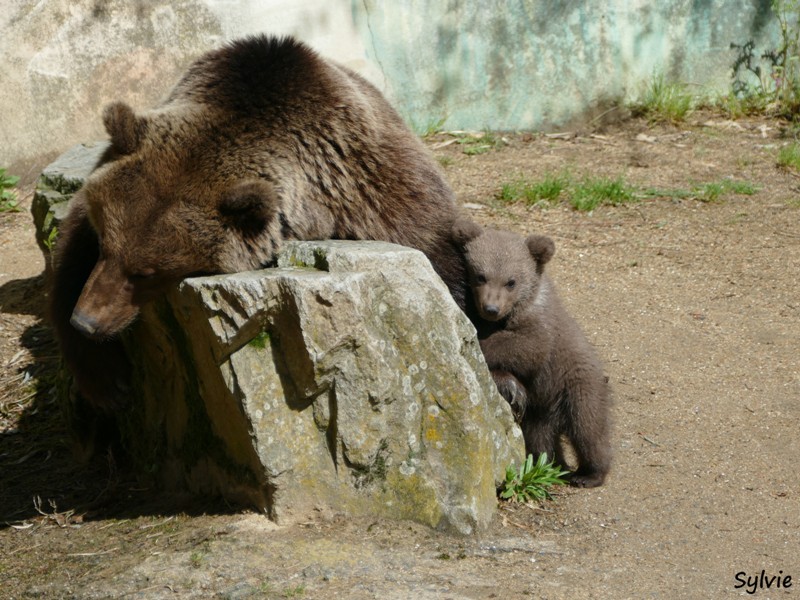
[50,35,465,410]
[452,219,612,487]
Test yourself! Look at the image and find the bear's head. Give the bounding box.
[452,218,554,322]
[68,102,281,340]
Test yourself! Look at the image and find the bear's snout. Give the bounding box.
[71,258,140,339]
[70,310,101,339]
[482,304,501,319]
[475,286,509,322]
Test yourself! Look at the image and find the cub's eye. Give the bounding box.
[506,279,516,290]
[475,274,487,285]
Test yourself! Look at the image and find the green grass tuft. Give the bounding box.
[640,187,694,200]
[642,179,757,203]
[631,72,694,124]
[695,179,758,202]
[456,132,504,156]
[500,453,570,503]
[499,172,568,206]
[419,116,448,138]
[499,172,636,211]
[1,168,20,213]
[720,179,758,195]
[695,181,726,203]
[777,143,800,170]
[42,226,59,252]
[712,90,772,119]
[500,172,757,211]
[570,176,636,212]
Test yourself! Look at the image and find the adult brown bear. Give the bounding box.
[50,35,464,411]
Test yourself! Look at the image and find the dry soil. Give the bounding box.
[0,113,798,599]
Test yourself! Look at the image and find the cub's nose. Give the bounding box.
[483,304,500,318]
[70,310,100,339]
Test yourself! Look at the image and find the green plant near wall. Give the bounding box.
[454,131,505,156]
[713,88,772,118]
[631,72,694,124]
[772,0,800,116]
[729,0,800,118]
[417,116,448,138]
[730,39,777,102]
[1,168,20,213]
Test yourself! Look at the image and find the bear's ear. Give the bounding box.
[103,101,147,155]
[451,218,482,246]
[526,234,555,266]
[218,180,278,237]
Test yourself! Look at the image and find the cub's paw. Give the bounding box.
[569,470,607,488]
[491,370,527,422]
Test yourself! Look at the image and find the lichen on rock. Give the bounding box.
[122,241,524,533]
[33,145,524,534]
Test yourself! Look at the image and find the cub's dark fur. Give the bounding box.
[453,219,612,487]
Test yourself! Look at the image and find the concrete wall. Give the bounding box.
[353,0,778,131]
[1,0,779,181]
[0,0,375,180]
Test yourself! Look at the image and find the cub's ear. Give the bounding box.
[451,218,483,246]
[218,180,278,237]
[526,234,555,266]
[103,102,147,155]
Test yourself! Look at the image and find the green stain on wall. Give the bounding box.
[352,0,781,131]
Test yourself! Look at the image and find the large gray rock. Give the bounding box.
[32,144,525,534]
[123,240,523,534]
[31,141,109,264]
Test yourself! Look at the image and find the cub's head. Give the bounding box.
[66,102,281,340]
[452,218,554,322]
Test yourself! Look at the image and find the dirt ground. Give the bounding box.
[1,113,798,599]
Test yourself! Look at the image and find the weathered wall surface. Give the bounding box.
[0,0,375,179]
[353,0,778,131]
[1,0,779,179]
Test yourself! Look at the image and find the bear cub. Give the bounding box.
[453,219,612,487]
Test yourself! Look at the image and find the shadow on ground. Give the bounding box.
[0,274,236,526]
